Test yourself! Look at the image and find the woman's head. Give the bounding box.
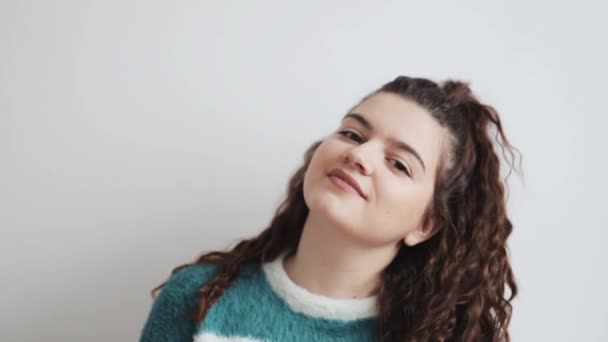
[153,75,520,341]
[303,89,451,249]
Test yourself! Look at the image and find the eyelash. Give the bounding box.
[338,130,411,176]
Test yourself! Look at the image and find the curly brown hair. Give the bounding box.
[151,76,521,341]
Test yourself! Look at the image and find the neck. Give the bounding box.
[283,212,399,299]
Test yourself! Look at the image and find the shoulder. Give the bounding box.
[159,263,220,298]
[139,263,221,342]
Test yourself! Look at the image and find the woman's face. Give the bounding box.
[303,92,448,247]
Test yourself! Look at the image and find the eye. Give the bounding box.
[339,130,411,177]
[390,159,411,177]
[338,130,364,143]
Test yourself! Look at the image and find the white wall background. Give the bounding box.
[2,0,607,341]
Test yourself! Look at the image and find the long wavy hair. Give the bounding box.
[151,76,521,341]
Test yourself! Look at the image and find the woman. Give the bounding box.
[140,75,520,341]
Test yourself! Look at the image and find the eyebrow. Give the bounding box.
[342,112,427,173]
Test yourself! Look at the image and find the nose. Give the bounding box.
[343,145,374,176]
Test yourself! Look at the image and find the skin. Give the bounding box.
[283,92,449,299]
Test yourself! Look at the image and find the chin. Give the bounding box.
[312,194,362,226]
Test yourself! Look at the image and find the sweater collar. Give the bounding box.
[260,253,379,321]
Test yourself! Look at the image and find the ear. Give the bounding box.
[403,215,437,247]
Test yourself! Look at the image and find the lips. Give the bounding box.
[327,168,367,199]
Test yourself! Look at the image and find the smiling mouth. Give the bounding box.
[327,167,367,199]
[328,174,366,199]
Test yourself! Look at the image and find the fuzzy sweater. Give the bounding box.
[139,253,379,341]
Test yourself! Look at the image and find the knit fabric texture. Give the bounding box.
[140,253,379,341]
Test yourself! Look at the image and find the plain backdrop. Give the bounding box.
[2,1,607,341]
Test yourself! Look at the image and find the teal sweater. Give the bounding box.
[140,253,379,341]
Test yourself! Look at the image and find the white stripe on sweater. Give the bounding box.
[194,331,266,342]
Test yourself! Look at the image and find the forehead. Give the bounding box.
[347,92,447,174]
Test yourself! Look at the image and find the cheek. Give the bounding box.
[308,140,342,173]
[376,180,430,227]
[303,142,338,193]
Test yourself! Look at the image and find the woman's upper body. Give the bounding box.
[140,253,379,342]
[141,76,519,341]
